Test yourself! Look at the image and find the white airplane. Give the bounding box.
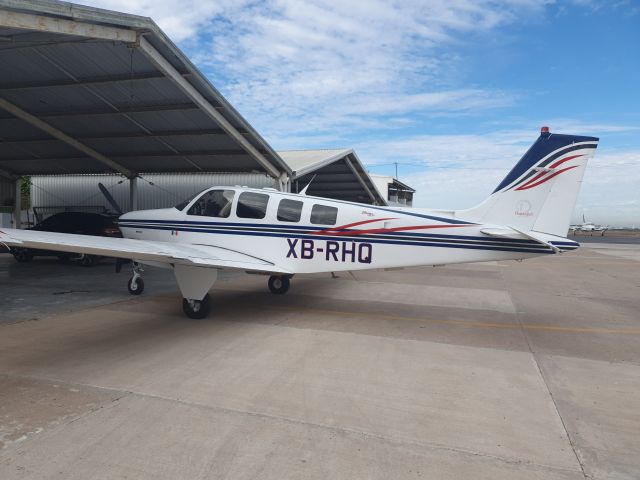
[0,127,598,319]
[579,214,596,232]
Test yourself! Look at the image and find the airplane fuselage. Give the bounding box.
[118,187,578,274]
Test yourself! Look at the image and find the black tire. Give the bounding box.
[79,254,96,267]
[127,276,144,295]
[14,249,33,263]
[182,294,211,319]
[268,275,290,295]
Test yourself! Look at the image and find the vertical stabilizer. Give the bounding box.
[457,127,598,237]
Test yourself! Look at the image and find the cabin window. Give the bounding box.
[310,204,338,225]
[187,189,235,217]
[277,199,303,222]
[236,192,269,219]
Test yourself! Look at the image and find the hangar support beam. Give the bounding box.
[0,9,136,43]
[344,156,378,205]
[0,97,134,178]
[129,176,138,211]
[0,72,190,91]
[137,37,283,181]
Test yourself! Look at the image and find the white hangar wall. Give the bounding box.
[30,173,277,214]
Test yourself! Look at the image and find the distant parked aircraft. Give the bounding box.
[0,127,598,318]
[579,214,596,232]
[575,214,608,235]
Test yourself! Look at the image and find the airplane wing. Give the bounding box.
[0,228,290,274]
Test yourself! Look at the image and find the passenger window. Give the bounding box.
[236,192,269,219]
[187,190,235,217]
[277,199,303,222]
[310,204,338,225]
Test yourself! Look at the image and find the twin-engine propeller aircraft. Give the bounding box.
[0,127,598,318]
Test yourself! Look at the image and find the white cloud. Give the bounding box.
[361,128,640,226]
[198,0,545,139]
[360,129,536,210]
[577,150,640,226]
[79,0,546,140]
[78,0,244,41]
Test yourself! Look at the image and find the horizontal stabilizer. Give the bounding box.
[481,227,579,254]
[480,228,528,239]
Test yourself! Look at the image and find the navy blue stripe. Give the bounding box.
[119,219,543,244]
[505,144,597,192]
[119,218,322,230]
[120,220,580,252]
[120,223,556,254]
[120,221,540,246]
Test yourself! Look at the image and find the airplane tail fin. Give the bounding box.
[457,127,598,237]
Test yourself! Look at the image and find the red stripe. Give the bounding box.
[315,223,472,236]
[549,153,584,168]
[516,165,579,191]
[314,217,396,235]
[516,154,584,190]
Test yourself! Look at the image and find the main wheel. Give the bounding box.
[182,294,211,319]
[268,275,290,295]
[127,276,144,295]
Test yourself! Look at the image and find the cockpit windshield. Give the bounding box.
[174,189,208,211]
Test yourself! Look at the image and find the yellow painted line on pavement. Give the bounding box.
[267,305,640,336]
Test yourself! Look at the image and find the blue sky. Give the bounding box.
[87,0,639,225]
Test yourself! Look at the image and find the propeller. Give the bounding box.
[98,182,123,215]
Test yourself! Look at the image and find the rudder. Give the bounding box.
[457,127,598,237]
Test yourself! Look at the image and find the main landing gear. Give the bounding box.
[182,294,211,319]
[268,275,291,295]
[123,264,290,319]
[127,262,144,295]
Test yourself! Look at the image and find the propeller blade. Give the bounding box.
[99,183,123,215]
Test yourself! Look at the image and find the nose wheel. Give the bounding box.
[268,275,290,295]
[182,294,211,319]
[127,262,144,295]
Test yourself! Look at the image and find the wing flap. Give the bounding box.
[0,228,290,273]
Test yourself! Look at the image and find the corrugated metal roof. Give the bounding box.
[278,149,351,176]
[0,0,290,179]
[279,149,386,205]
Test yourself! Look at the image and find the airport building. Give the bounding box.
[369,174,415,207]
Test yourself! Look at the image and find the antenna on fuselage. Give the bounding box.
[299,175,317,196]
